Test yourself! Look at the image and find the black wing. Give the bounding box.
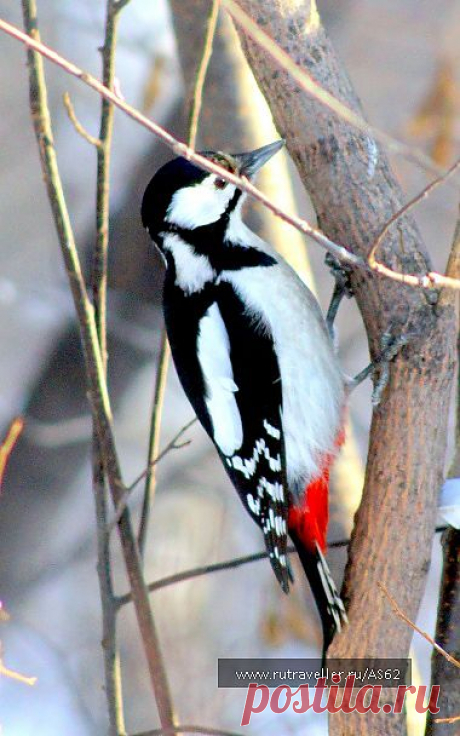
[213,282,291,592]
[163,274,291,591]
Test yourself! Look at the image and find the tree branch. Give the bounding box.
[116,526,448,608]
[111,417,195,534]
[221,0,444,177]
[379,582,460,669]
[3,11,460,291]
[63,92,101,148]
[5,13,460,290]
[426,205,460,735]
[90,2,127,732]
[0,418,24,492]
[138,0,219,562]
[20,1,177,731]
[0,12,446,289]
[187,0,220,150]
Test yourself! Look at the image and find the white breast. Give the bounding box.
[221,224,344,487]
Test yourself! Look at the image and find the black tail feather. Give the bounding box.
[290,531,347,659]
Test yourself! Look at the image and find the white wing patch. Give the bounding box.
[197,303,243,456]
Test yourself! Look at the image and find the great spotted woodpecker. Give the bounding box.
[141,140,347,653]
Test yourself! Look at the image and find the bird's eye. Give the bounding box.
[214,178,228,190]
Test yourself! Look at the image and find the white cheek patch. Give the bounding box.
[166,177,236,229]
[197,302,243,456]
[162,233,215,294]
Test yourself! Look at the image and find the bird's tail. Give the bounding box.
[290,529,347,657]
[288,463,347,657]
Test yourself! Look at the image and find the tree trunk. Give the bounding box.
[231,2,457,734]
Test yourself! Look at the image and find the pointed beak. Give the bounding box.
[233,139,284,178]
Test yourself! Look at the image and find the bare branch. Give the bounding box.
[433,715,460,725]
[4,15,460,291]
[20,1,177,731]
[63,92,101,148]
[0,417,24,492]
[90,2,128,731]
[139,1,220,560]
[188,0,220,149]
[116,526,448,607]
[132,419,196,495]
[368,157,460,281]
[0,658,37,687]
[109,417,196,534]
[0,16,375,271]
[138,332,170,557]
[116,548,277,607]
[222,0,444,177]
[379,582,460,669]
[92,454,125,734]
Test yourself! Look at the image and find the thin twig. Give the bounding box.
[368,156,460,273]
[433,715,460,724]
[63,92,101,148]
[92,457,125,734]
[378,582,460,668]
[0,658,37,686]
[138,3,219,560]
[130,419,196,494]
[116,548,275,607]
[94,0,121,372]
[110,417,196,534]
[0,16,378,270]
[117,526,448,607]
[138,331,170,559]
[0,417,24,492]
[3,15,460,291]
[91,2,126,731]
[188,0,220,149]
[20,2,177,731]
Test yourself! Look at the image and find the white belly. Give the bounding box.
[222,258,344,490]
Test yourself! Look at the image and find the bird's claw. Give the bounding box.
[371,331,409,406]
[325,253,354,299]
[350,330,409,405]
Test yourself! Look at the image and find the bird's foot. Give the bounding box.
[325,253,354,337]
[350,330,409,406]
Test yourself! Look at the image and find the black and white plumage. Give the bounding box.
[141,141,347,652]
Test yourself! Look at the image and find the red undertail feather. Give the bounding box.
[288,470,330,552]
[288,428,345,553]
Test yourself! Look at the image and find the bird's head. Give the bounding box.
[141,140,284,242]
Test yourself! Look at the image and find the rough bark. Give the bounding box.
[231,2,457,735]
[426,529,460,735]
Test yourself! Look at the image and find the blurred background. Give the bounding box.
[0,0,459,734]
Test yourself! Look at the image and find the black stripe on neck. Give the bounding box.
[166,225,277,272]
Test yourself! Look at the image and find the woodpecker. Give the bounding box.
[141,140,347,653]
